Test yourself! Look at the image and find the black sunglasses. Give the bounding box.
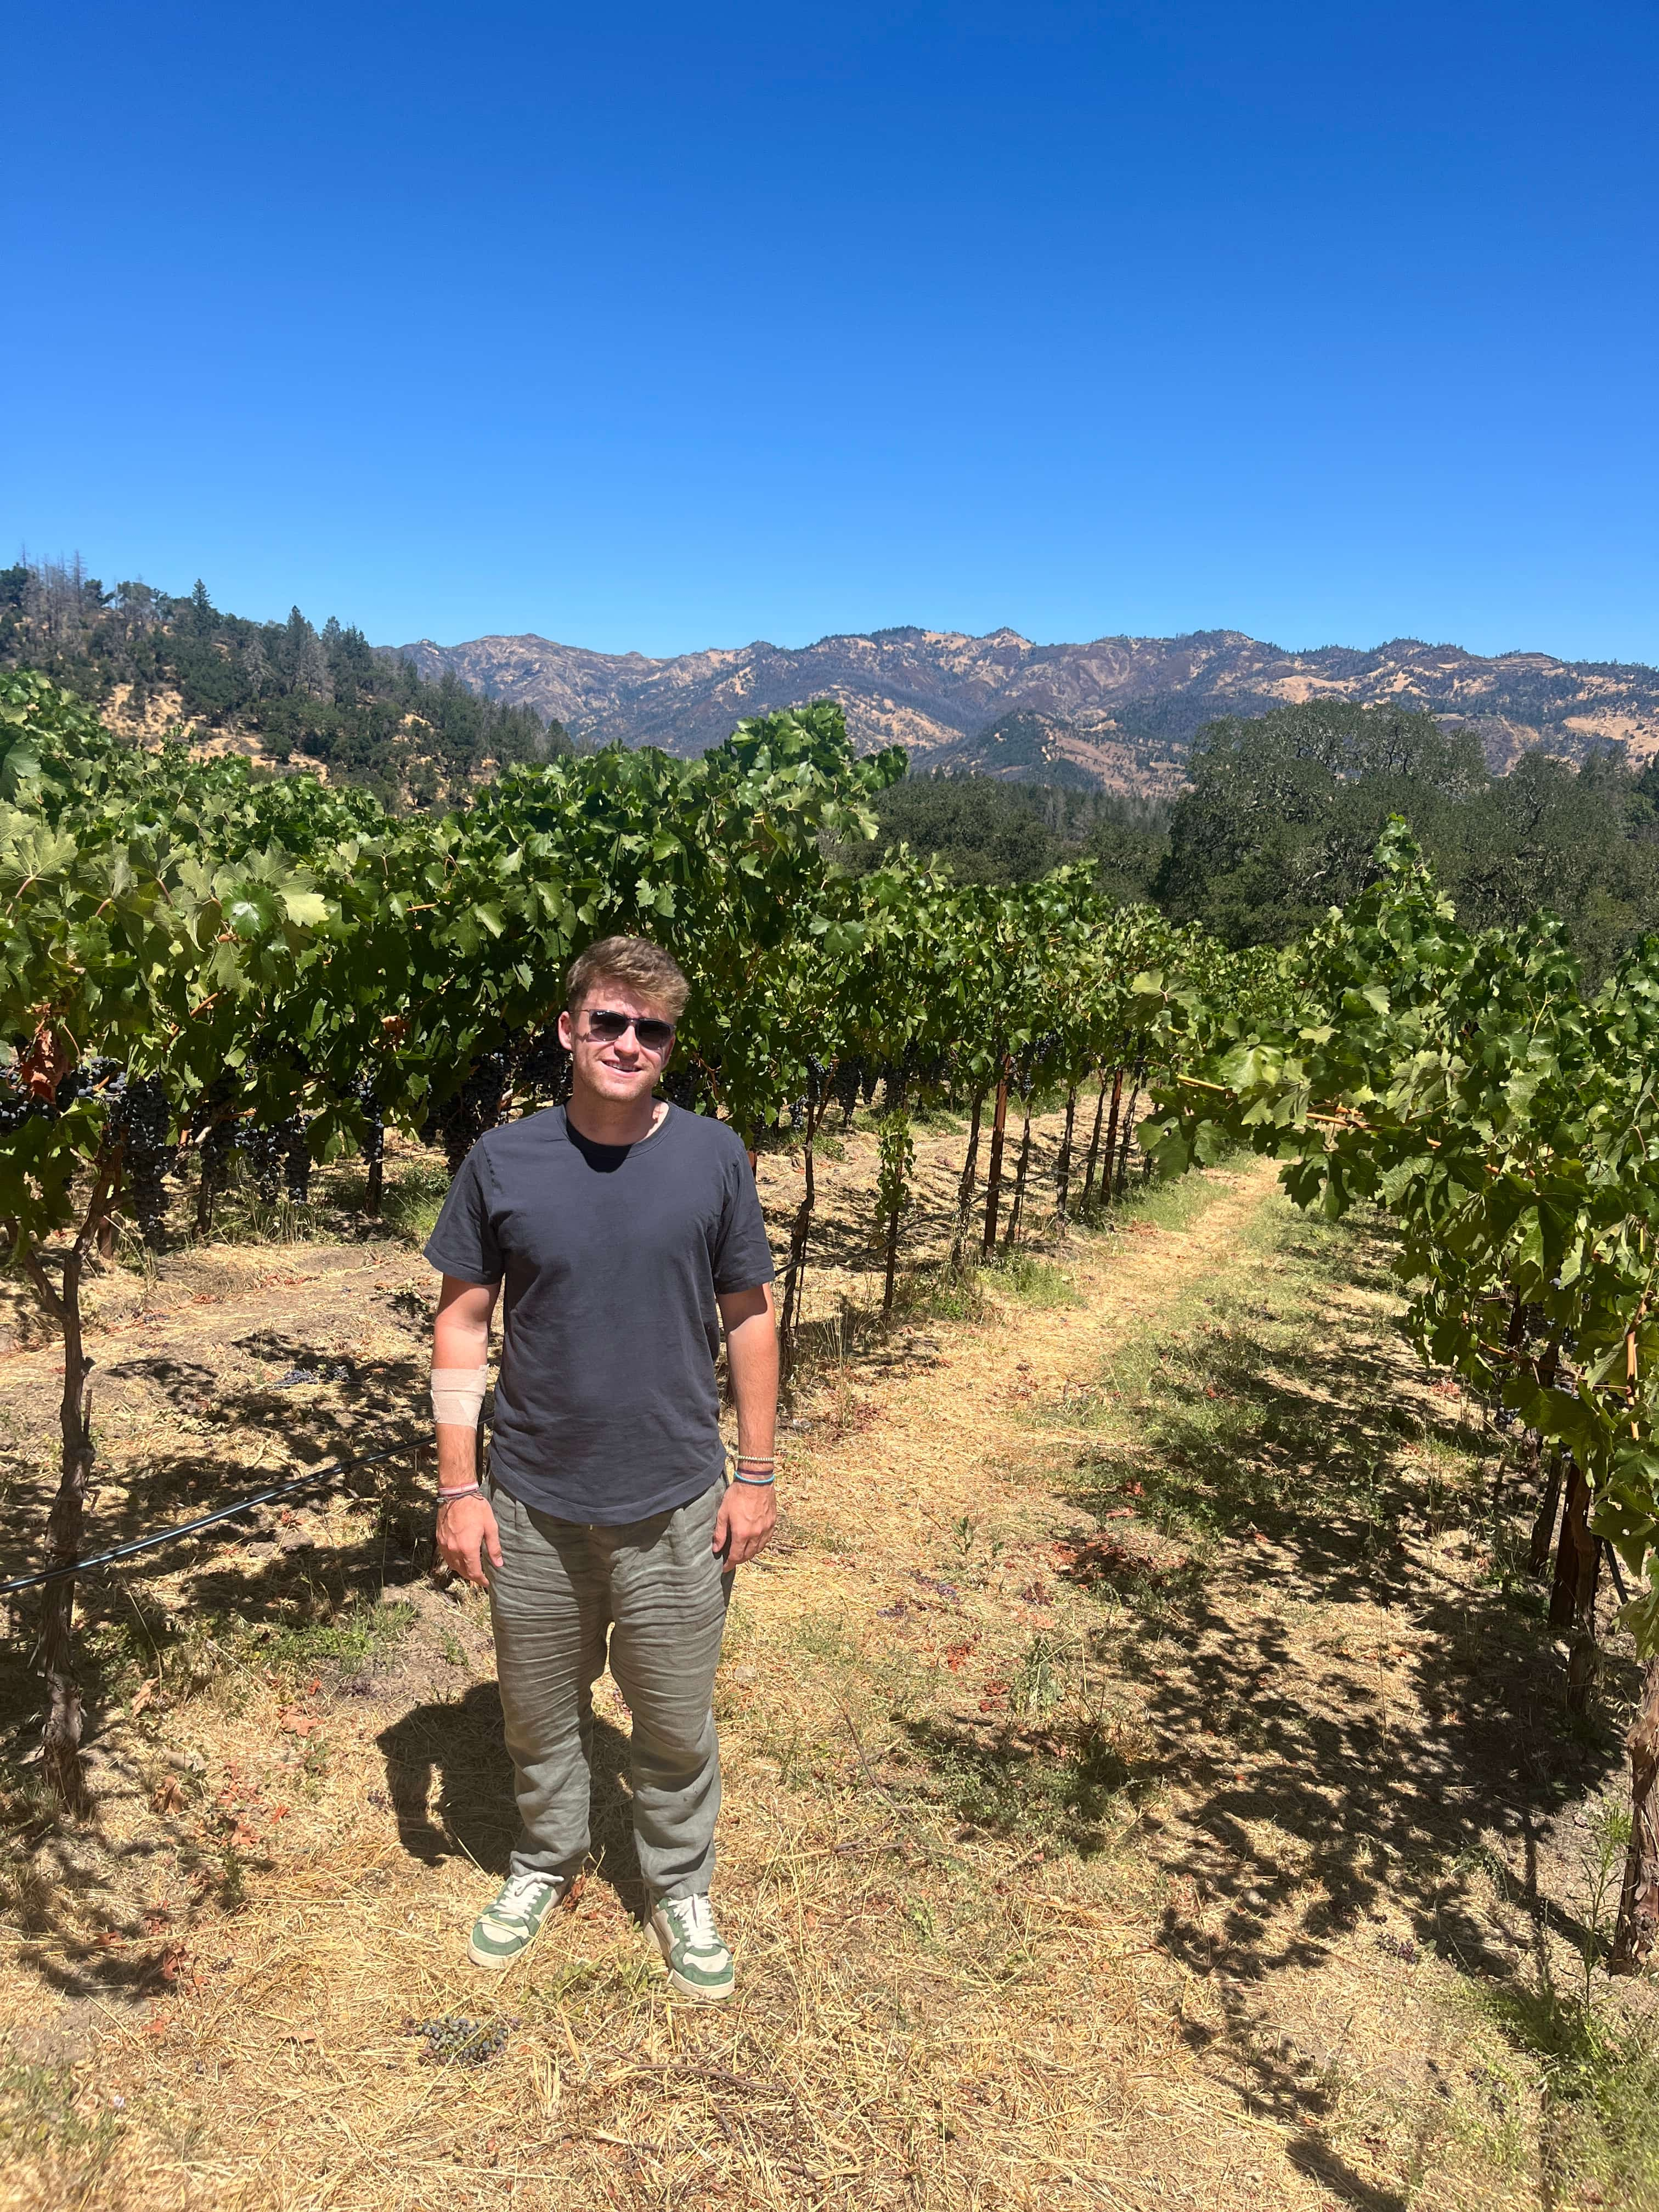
[584,1007,676,1052]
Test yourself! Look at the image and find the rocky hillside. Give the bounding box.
[383,625,1659,789]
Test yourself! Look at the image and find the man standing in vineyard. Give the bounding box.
[424,936,778,2001]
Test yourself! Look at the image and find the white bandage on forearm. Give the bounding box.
[431,1367,488,1427]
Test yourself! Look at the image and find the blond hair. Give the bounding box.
[563,935,690,1021]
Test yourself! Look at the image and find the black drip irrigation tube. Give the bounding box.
[0,1436,425,1599]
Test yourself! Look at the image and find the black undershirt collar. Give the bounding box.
[563,1104,665,1174]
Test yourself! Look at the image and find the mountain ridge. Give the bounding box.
[382,624,1659,792]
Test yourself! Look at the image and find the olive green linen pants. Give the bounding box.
[484,1473,731,1903]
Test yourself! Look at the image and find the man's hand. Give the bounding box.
[713,1479,777,1567]
[436,1494,503,1587]
[715,1281,778,1569]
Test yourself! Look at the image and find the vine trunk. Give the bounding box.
[1611,1659,1659,1973]
[1054,1084,1077,1226]
[1003,1103,1033,1249]
[779,1103,820,1380]
[1099,1068,1125,1207]
[1078,1072,1109,1211]
[1113,1076,1142,1198]
[951,1091,985,1268]
[981,1073,1010,1256]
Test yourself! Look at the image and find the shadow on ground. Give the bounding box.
[1,1336,436,1742]
[899,1211,1636,2202]
[1107,1218,1629,2177]
[377,1684,647,1921]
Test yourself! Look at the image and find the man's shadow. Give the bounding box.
[376,1682,647,1921]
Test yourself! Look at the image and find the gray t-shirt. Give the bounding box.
[424,1103,775,1524]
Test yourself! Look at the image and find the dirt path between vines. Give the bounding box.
[2,1149,1650,2210]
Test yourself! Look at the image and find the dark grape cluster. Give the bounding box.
[283,1116,311,1204]
[7,1058,180,1248]
[191,1079,240,1224]
[423,1053,509,1172]
[832,1057,863,1124]
[877,1042,946,1114]
[242,1115,310,1205]
[1009,1030,1062,1090]
[662,1068,704,1111]
[199,1120,238,1215]
[348,1077,385,1171]
[510,1026,572,1104]
[2,1058,180,1248]
[54,1056,127,1109]
[407,2012,517,2067]
[112,1074,173,1248]
[242,1124,281,1212]
[797,1053,833,1120]
[0,1084,53,1135]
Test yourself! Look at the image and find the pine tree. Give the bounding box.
[241,634,273,695]
[296,628,333,703]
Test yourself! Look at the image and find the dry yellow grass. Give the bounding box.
[2,1124,1655,2209]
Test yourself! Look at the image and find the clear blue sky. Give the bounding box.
[6,2,1656,662]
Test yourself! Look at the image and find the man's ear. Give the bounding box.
[557,1007,575,1050]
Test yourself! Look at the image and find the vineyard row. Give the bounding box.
[3,669,1658,1970]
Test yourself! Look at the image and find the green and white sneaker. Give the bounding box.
[650,1893,735,2002]
[467,1871,563,1971]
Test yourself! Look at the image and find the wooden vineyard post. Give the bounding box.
[1113,1071,1143,1199]
[1054,1083,1078,1229]
[780,1194,810,1380]
[981,1069,1011,1257]
[1078,1071,1110,1212]
[1003,1096,1034,1249]
[1527,1446,1565,1576]
[779,1097,820,1383]
[951,1090,985,1269]
[1098,1069,1125,1207]
[1524,1344,1564,1575]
